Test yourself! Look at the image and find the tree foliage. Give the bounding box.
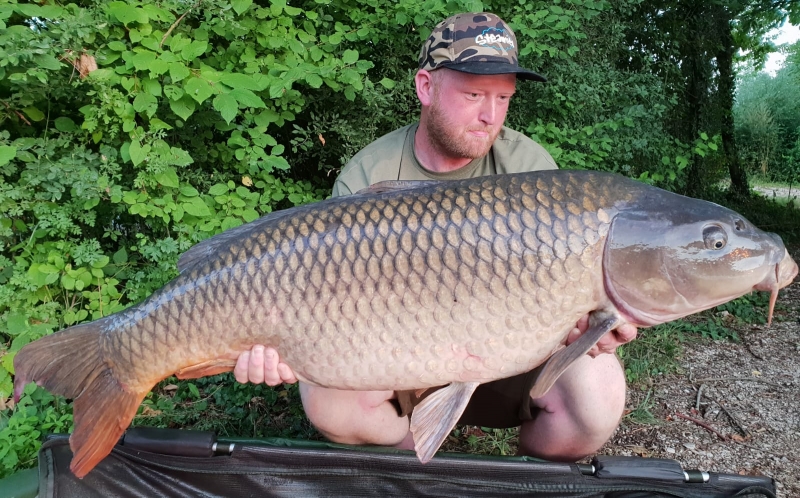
[735,38,800,184]
[1,0,798,477]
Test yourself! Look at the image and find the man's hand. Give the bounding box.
[234,346,298,386]
[566,314,637,357]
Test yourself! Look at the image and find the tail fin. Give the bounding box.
[13,319,146,478]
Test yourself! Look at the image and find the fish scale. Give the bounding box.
[14,170,797,477]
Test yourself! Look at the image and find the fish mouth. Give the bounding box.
[754,249,799,325]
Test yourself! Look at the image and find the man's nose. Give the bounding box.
[478,99,498,125]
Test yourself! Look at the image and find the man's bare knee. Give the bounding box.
[299,383,410,446]
[520,354,626,460]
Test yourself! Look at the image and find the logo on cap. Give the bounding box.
[475,28,514,51]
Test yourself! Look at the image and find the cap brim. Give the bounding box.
[443,61,547,82]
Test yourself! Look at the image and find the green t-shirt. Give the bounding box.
[331,123,558,197]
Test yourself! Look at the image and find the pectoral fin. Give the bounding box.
[409,381,480,463]
[529,311,621,399]
[175,359,237,379]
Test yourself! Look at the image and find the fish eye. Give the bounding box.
[703,225,727,250]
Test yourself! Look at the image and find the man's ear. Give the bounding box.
[415,69,435,107]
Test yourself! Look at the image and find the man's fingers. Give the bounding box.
[234,351,250,383]
[262,348,282,386]
[277,363,298,384]
[576,314,589,332]
[248,345,266,384]
[616,323,638,343]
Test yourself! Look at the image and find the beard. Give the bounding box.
[426,100,500,160]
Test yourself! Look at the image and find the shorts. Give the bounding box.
[394,363,545,429]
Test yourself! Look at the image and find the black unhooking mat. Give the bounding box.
[4,427,777,497]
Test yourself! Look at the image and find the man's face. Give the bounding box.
[426,70,517,160]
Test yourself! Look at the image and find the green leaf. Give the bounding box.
[54,117,77,132]
[155,167,180,188]
[131,51,157,71]
[183,197,211,217]
[167,147,193,166]
[254,110,279,127]
[108,2,149,25]
[34,54,62,71]
[84,197,100,210]
[22,107,45,122]
[169,62,191,82]
[143,79,162,96]
[221,72,264,91]
[133,93,158,117]
[231,0,253,15]
[170,95,196,120]
[129,141,150,166]
[184,77,213,104]
[230,88,266,108]
[108,41,127,52]
[149,59,169,76]
[208,183,230,196]
[342,49,359,64]
[164,84,184,101]
[91,256,110,269]
[306,74,323,88]
[177,187,198,199]
[242,208,260,223]
[378,77,396,89]
[0,145,17,166]
[181,40,208,61]
[113,248,128,264]
[213,93,239,124]
[7,312,29,336]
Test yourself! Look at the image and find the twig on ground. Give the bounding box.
[675,412,729,441]
[717,400,749,437]
[695,384,705,412]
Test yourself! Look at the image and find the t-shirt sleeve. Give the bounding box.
[493,127,559,174]
[329,125,412,198]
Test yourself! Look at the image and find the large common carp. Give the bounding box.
[14,170,798,477]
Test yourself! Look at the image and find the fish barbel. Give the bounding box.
[13,170,798,477]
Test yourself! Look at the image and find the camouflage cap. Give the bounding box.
[418,12,546,82]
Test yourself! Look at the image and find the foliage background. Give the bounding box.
[0,0,798,477]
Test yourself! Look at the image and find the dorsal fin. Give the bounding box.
[356,180,439,195]
[176,209,295,273]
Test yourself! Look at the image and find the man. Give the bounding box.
[234,12,637,461]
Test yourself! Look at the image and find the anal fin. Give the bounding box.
[175,359,237,379]
[409,381,480,463]
[529,311,620,399]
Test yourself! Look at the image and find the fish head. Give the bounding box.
[603,198,798,326]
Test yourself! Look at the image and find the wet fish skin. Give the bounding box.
[13,170,796,476]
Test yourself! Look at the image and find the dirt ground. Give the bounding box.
[601,245,800,497]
